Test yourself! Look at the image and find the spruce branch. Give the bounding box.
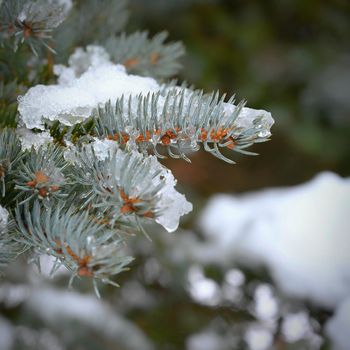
[93,87,273,164]
[54,0,129,59]
[0,0,68,55]
[0,206,27,274]
[15,200,133,295]
[71,146,192,233]
[0,81,21,128]
[104,31,185,79]
[0,0,275,298]
[0,128,22,197]
[14,144,69,204]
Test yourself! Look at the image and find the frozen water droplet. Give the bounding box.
[258,130,271,138]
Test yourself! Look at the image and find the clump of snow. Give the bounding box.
[54,45,111,85]
[225,268,245,287]
[0,317,14,350]
[150,156,192,232]
[89,138,119,160]
[187,330,231,350]
[187,265,221,306]
[18,64,160,129]
[281,311,312,343]
[199,172,350,309]
[17,128,53,151]
[122,151,192,232]
[244,324,273,350]
[325,297,350,350]
[0,205,9,233]
[253,284,279,322]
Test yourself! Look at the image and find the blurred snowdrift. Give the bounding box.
[326,297,350,350]
[0,283,154,350]
[199,171,350,308]
[198,171,350,349]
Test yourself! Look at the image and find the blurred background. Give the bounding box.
[1,0,350,349]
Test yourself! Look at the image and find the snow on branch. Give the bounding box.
[93,88,273,164]
[18,64,160,129]
[72,145,192,233]
[18,57,273,163]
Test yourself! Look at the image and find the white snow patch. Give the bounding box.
[187,330,231,350]
[17,127,53,150]
[187,265,220,306]
[244,324,273,350]
[152,157,192,232]
[225,268,245,286]
[0,205,9,232]
[253,284,279,321]
[199,172,350,308]
[18,64,160,129]
[0,317,14,350]
[281,311,312,343]
[326,297,350,350]
[89,138,119,160]
[54,45,111,85]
